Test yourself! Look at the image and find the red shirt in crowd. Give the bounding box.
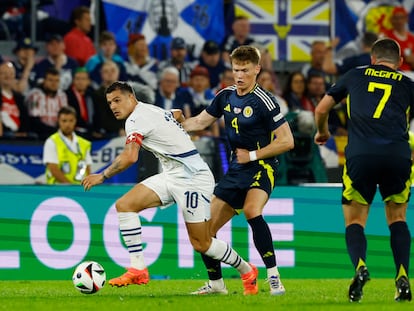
[64,28,96,66]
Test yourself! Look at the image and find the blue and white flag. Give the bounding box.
[234,0,330,62]
[102,0,225,60]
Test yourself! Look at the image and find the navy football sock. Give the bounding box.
[247,215,276,268]
[389,221,411,278]
[345,223,367,269]
[201,252,222,280]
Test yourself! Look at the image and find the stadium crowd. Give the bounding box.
[1,3,414,184]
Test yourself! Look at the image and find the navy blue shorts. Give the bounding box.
[214,160,278,209]
[342,155,411,205]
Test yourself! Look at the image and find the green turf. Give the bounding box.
[0,279,410,311]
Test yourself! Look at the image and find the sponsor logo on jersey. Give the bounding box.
[233,107,242,114]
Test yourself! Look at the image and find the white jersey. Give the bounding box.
[125,102,209,173]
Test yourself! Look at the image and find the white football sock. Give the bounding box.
[209,278,226,289]
[204,237,251,275]
[118,212,146,270]
[267,266,280,278]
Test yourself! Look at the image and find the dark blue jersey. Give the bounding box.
[327,64,414,159]
[206,84,286,166]
[336,53,371,75]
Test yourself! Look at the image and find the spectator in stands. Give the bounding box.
[93,60,124,138]
[301,40,328,80]
[85,30,127,89]
[305,72,326,112]
[26,67,68,140]
[66,67,102,140]
[11,37,37,94]
[282,71,313,112]
[0,0,71,41]
[124,33,159,91]
[213,67,234,93]
[158,37,195,86]
[322,32,378,76]
[380,6,414,71]
[0,62,33,139]
[197,40,227,90]
[222,16,272,70]
[154,66,189,110]
[185,66,215,117]
[43,106,92,184]
[63,5,96,66]
[0,1,26,40]
[184,65,219,138]
[257,69,288,116]
[131,82,156,104]
[33,34,79,91]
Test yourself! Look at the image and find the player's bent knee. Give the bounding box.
[190,238,211,254]
[115,198,136,212]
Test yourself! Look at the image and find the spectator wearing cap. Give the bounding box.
[182,65,220,139]
[186,65,216,115]
[158,37,196,86]
[63,6,96,66]
[85,30,127,89]
[33,34,79,91]
[124,33,159,90]
[11,37,38,94]
[380,6,414,71]
[197,40,227,90]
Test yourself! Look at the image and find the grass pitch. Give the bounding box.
[0,279,409,311]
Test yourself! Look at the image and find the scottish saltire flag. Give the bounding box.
[234,0,330,62]
[102,0,225,60]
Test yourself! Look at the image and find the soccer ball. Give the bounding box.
[72,261,106,294]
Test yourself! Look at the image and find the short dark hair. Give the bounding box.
[230,45,261,65]
[45,67,60,77]
[70,6,90,26]
[105,81,135,96]
[99,31,116,44]
[371,38,401,65]
[307,72,325,82]
[58,106,77,118]
[361,32,378,48]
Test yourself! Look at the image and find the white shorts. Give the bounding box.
[141,166,214,223]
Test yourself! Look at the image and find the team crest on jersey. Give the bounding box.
[243,106,253,118]
[233,107,242,114]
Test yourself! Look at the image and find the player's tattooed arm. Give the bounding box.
[103,142,140,179]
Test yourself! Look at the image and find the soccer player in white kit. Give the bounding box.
[81,81,258,294]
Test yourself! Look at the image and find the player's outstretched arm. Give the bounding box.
[82,142,140,191]
[182,110,217,132]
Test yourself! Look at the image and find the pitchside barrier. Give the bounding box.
[0,184,412,280]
